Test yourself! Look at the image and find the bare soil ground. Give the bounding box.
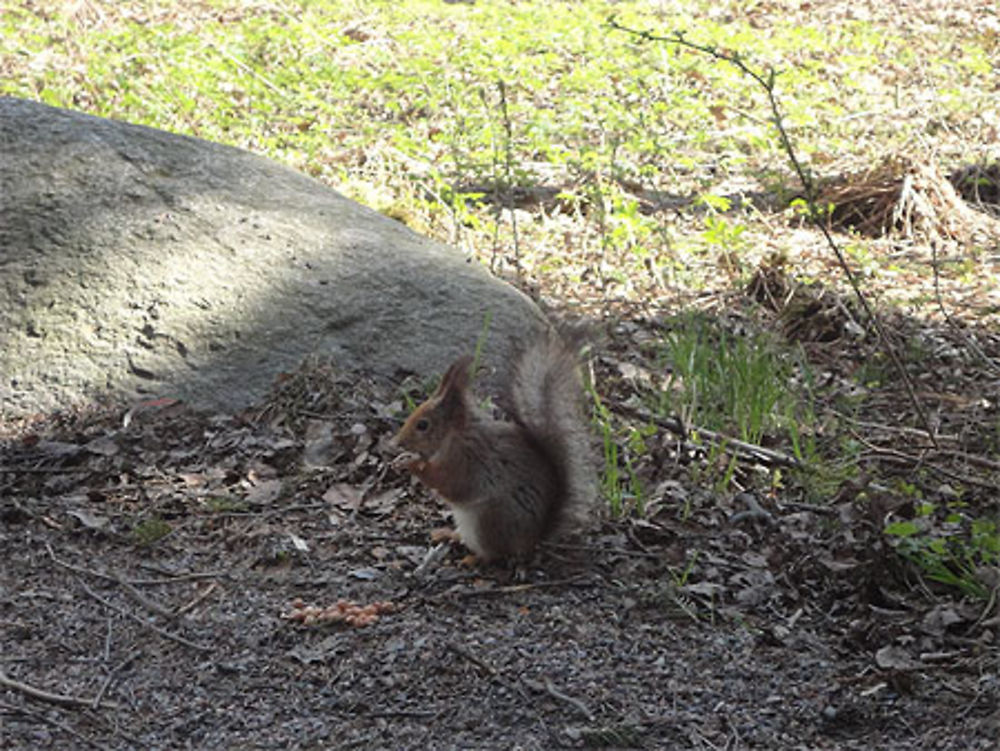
[2,327,997,750]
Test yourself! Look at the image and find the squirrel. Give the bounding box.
[392,334,595,562]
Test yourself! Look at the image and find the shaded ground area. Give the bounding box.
[2,343,996,750]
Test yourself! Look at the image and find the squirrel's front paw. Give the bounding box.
[429,527,477,566]
[391,451,425,473]
[430,527,460,544]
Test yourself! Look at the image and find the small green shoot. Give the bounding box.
[670,549,701,588]
[649,314,821,491]
[204,496,247,514]
[132,517,172,546]
[885,517,1000,600]
[470,310,494,379]
[591,386,644,516]
[659,316,810,446]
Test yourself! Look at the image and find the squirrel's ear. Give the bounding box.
[435,354,473,396]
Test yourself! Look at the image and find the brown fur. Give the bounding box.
[393,337,594,562]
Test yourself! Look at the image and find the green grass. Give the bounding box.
[204,496,248,514]
[3,1,995,304]
[886,515,999,601]
[591,387,646,517]
[656,315,819,477]
[590,311,825,505]
[132,516,172,546]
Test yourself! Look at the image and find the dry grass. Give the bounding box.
[819,155,1000,246]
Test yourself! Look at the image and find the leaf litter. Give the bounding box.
[1,345,996,750]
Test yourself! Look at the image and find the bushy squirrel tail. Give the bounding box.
[508,331,596,532]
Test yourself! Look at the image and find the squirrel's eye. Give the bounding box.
[415,418,430,432]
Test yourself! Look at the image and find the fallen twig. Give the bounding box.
[608,17,940,449]
[450,575,593,599]
[130,568,228,586]
[544,541,664,559]
[447,642,532,703]
[0,671,119,711]
[728,493,776,525]
[619,404,801,468]
[76,580,212,653]
[776,500,839,516]
[0,699,104,749]
[92,649,142,710]
[447,642,499,677]
[172,582,220,619]
[972,585,999,632]
[838,414,956,443]
[853,433,998,491]
[522,676,595,721]
[413,542,450,577]
[47,546,173,619]
[927,449,1000,473]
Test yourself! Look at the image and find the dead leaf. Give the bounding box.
[302,420,337,468]
[323,483,362,511]
[67,508,108,530]
[819,557,862,572]
[37,440,82,459]
[683,581,726,598]
[365,488,403,516]
[741,551,769,568]
[179,472,208,488]
[244,478,282,506]
[288,635,344,664]
[247,462,278,482]
[921,605,964,636]
[875,645,921,671]
[84,435,119,456]
[122,397,181,428]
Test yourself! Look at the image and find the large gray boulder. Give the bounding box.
[0,97,545,417]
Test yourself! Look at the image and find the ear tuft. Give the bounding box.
[435,354,473,395]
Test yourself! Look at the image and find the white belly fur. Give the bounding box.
[450,505,485,557]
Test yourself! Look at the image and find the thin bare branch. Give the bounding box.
[607,17,940,448]
[0,671,120,711]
